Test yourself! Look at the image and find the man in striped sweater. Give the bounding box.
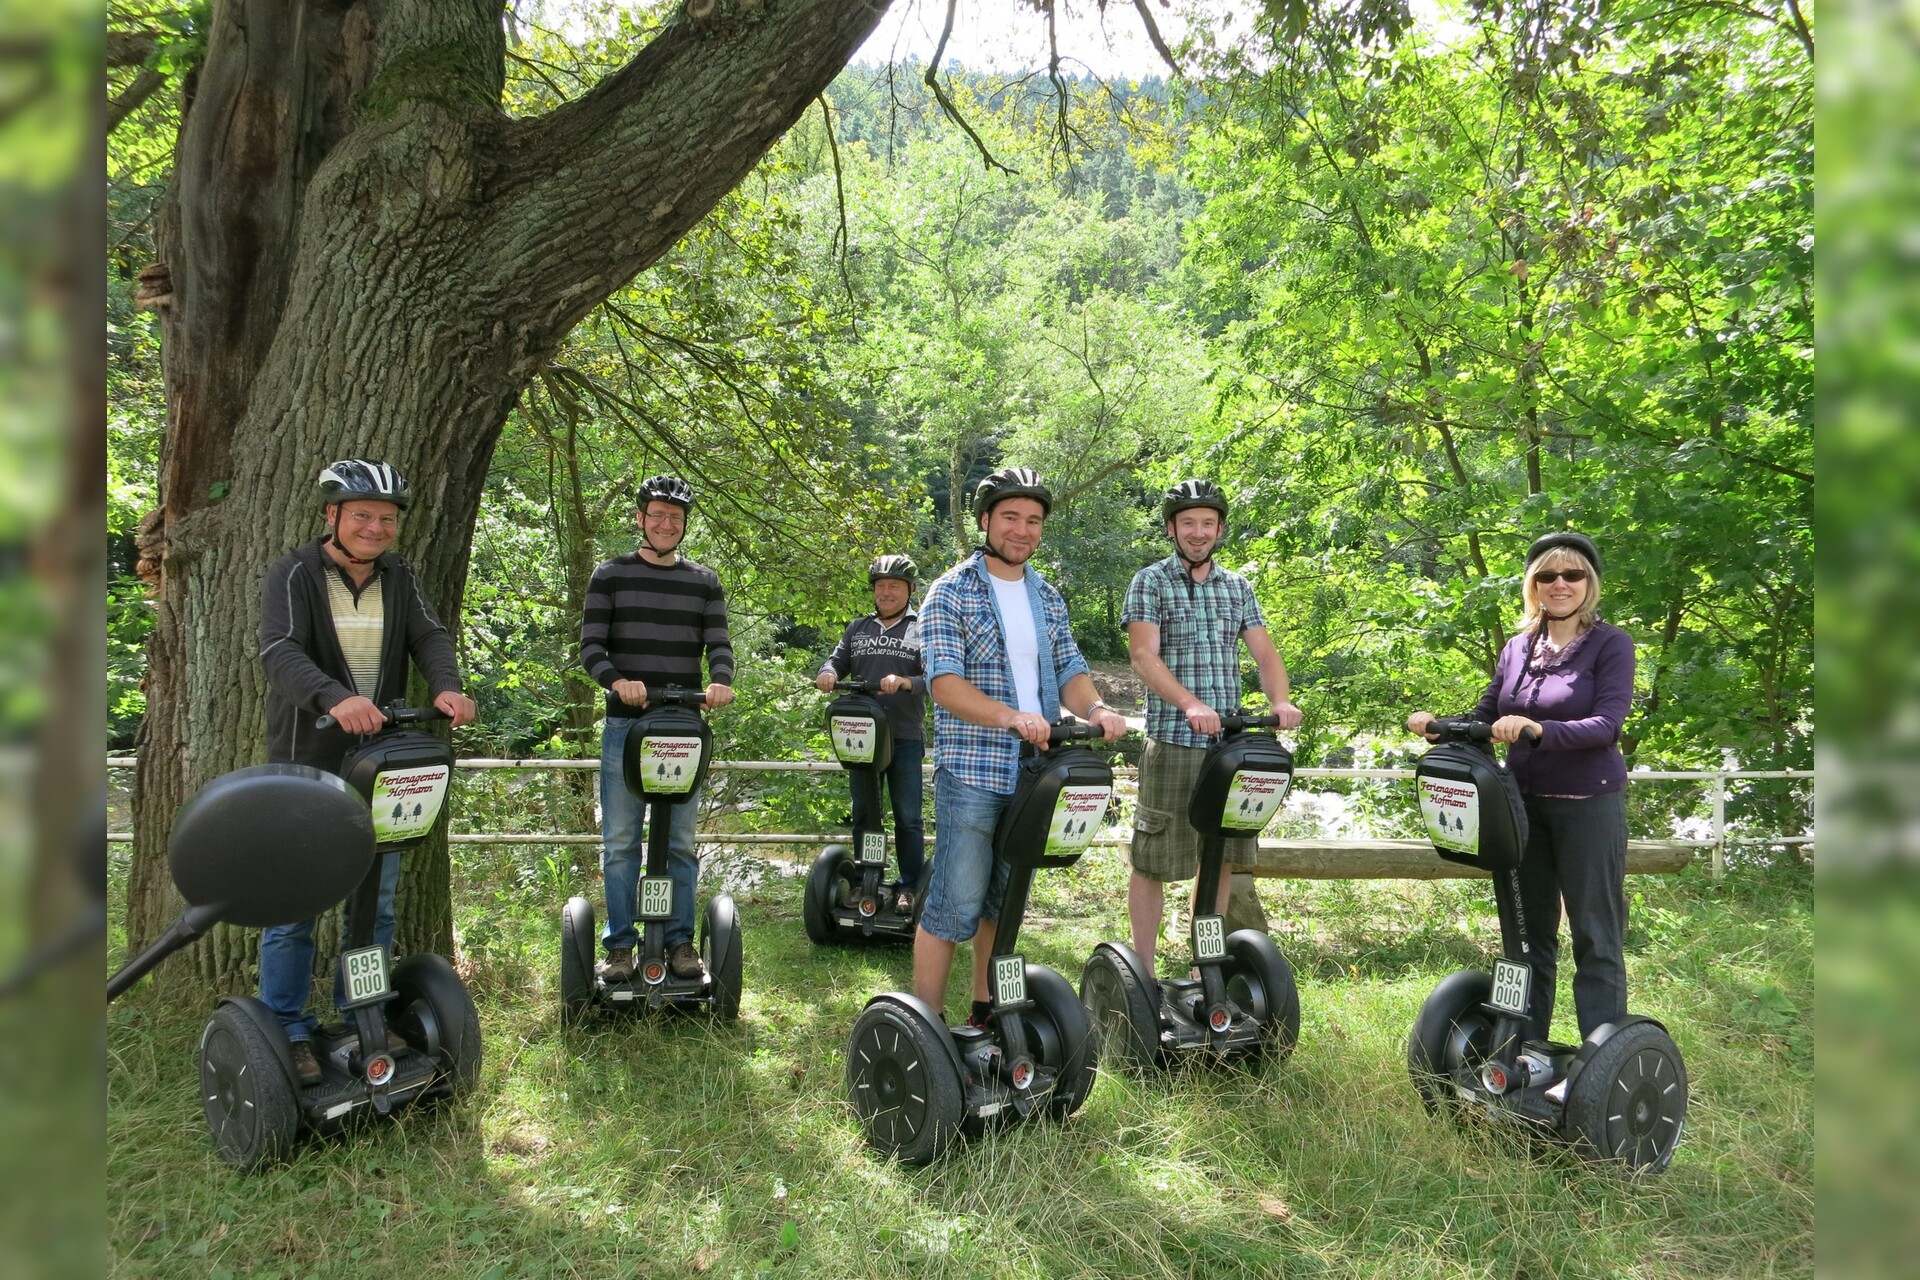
[579,475,736,982]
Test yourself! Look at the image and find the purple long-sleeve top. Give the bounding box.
[1469,620,1635,797]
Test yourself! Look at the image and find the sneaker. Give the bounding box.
[602,947,636,983]
[893,885,916,916]
[288,1038,324,1086]
[965,999,994,1029]
[668,941,704,980]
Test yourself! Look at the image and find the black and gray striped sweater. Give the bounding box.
[578,552,735,718]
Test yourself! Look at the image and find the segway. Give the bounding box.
[1405,718,1688,1173]
[1081,709,1301,1069]
[111,707,484,1171]
[559,688,741,1021]
[845,720,1117,1165]
[804,677,926,944]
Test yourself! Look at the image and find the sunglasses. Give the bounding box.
[1532,568,1590,585]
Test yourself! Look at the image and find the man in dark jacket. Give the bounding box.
[815,554,929,915]
[256,459,476,1083]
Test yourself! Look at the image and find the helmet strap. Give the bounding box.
[327,533,376,566]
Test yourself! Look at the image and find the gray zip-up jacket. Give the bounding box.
[259,537,463,771]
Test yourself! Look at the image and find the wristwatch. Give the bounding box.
[1086,699,1109,715]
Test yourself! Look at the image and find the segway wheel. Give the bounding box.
[702,893,743,1021]
[392,952,482,1098]
[803,846,850,945]
[1407,969,1494,1114]
[1564,1020,1689,1173]
[560,896,596,1022]
[1021,964,1099,1119]
[1224,929,1301,1062]
[198,1004,300,1172]
[846,997,963,1165]
[1080,943,1160,1073]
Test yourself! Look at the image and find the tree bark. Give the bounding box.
[128,0,892,990]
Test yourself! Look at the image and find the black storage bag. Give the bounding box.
[1412,741,1529,872]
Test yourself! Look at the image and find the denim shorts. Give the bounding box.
[918,767,1014,943]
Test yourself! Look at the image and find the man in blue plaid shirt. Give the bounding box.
[915,466,1128,1025]
[1123,480,1301,978]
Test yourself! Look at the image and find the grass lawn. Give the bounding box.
[107,847,1812,1279]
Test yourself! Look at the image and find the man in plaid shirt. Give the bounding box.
[914,467,1128,1025]
[1124,480,1301,978]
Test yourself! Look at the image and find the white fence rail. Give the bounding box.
[107,757,1813,878]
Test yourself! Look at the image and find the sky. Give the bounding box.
[851,0,1198,80]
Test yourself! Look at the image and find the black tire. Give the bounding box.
[198,1004,301,1172]
[1223,929,1301,1062]
[846,998,964,1165]
[392,952,482,1098]
[1080,943,1160,1073]
[560,896,596,1022]
[804,846,850,945]
[702,893,743,1021]
[1021,963,1098,1119]
[1407,969,1495,1115]
[1564,1020,1689,1173]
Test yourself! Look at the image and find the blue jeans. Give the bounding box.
[918,767,1013,943]
[851,738,927,885]
[258,852,403,1042]
[600,715,702,951]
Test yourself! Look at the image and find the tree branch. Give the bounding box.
[1130,0,1183,77]
[492,0,895,355]
[108,66,166,134]
[923,0,1016,174]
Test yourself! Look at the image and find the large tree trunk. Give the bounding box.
[128,0,891,990]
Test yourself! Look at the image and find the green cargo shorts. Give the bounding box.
[1129,739,1259,881]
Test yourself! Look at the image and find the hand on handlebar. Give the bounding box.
[1182,702,1222,736]
[433,689,477,727]
[1491,715,1543,745]
[1270,699,1303,731]
[325,695,386,735]
[612,678,649,708]
[814,670,837,692]
[1405,710,1438,741]
[1005,709,1052,747]
[704,682,735,710]
[878,673,912,695]
[1088,706,1129,743]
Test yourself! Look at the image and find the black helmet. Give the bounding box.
[1525,531,1602,574]
[973,466,1052,520]
[638,475,694,511]
[1162,479,1228,524]
[868,554,917,586]
[317,459,411,510]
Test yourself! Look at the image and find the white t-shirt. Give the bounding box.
[989,574,1044,714]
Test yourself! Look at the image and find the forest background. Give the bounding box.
[106,0,1812,835]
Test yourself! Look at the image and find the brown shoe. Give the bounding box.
[602,947,636,983]
[668,941,704,980]
[289,1038,324,1086]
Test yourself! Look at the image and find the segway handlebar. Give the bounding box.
[642,687,709,709]
[1425,717,1543,745]
[315,704,453,732]
[1218,709,1283,734]
[1009,719,1130,749]
[822,676,884,696]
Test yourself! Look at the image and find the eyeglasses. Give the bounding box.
[1532,568,1590,585]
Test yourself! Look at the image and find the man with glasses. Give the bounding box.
[580,475,736,984]
[257,459,478,1084]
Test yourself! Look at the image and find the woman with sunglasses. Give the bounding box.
[1404,531,1636,1042]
